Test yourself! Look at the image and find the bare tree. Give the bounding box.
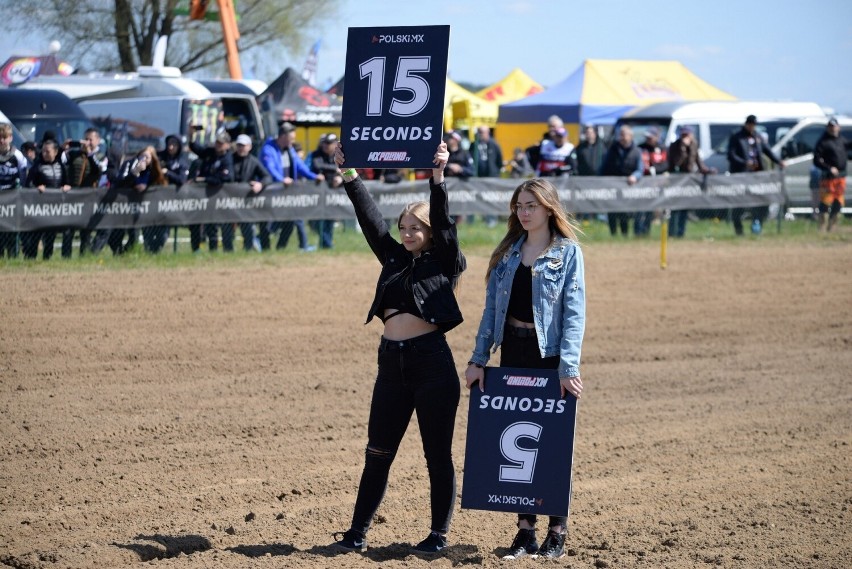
[7,0,338,75]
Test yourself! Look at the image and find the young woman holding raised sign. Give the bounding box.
[464,178,586,560]
[330,141,466,556]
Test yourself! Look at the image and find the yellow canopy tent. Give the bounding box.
[443,77,498,134]
[495,59,736,155]
[475,68,544,105]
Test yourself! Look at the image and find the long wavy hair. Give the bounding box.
[485,178,581,281]
[397,200,430,234]
[140,146,167,186]
[397,200,464,291]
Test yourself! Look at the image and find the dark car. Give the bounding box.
[0,88,93,143]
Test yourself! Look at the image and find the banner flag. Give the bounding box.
[0,171,785,232]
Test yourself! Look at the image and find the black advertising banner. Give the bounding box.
[462,367,578,517]
[341,25,450,169]
[0,172,785,232]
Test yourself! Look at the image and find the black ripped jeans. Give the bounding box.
[500,326,568,531]
[349,330,460,536]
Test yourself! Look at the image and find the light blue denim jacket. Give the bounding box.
[469,234,586,378]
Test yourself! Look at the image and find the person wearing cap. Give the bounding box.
[309,133,344,249]
[190,130,235,251]
[259,122,323,252]
[639,127,667,175]
[536,127,577,178]
[668,125,714,238]
[635,127,668,237]
[813,118,852,232]
[600,125,644,237]
[726,115,784,236]
[442,131,473,179]
[158,134,190,252]
[232,134,273,251]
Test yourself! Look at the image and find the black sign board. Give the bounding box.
[462,367,578,517]
[340,25,450,169]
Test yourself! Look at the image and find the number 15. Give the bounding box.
[359,56,432,118]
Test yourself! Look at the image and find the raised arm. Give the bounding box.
[335,143,395,262]
[428,143,465,280]
[431,142,447,185]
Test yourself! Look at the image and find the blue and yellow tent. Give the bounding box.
[495,59,735,154]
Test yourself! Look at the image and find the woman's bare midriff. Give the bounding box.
[382,311,439,341]
[507,316,535,329]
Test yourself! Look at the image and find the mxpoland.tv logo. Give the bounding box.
[367,151,409,162]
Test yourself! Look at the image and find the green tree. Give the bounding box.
[10,0,338,75]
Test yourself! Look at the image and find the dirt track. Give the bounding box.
[1,239,850,568]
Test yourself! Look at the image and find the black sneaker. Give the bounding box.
[412,531,448,555]
[536,529,566,559]
[502,528,538,560]
[332,529,367,553]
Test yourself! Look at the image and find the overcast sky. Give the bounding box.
[2,0,850,114]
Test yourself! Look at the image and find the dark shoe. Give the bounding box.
[332,529,367,553]
[502,528,538,560]
[412,531,447,555]
[536,529,566,559]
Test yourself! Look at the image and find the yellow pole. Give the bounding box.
[217,0,243,79]
[660,209,669,269]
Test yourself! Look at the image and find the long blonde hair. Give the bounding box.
[397,200,430,232]
[485,178,581,281]
[398,200,464,291]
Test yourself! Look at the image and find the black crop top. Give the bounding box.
[508,263,534,322]
[378,265,420,322]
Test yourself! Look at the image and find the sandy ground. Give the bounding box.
[1,239,850,568]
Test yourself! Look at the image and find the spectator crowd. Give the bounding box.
[0,113,846,260]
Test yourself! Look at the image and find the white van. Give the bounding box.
[613,100,826,163]
[15,67,265,163]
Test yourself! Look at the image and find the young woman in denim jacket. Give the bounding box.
[464,178,586,560]
[331,142,466,556]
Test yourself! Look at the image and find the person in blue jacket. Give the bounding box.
[465,177,586,560]
[259,122,324,251]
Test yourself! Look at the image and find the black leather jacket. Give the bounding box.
[343,176,466,332]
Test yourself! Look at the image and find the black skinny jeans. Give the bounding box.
[500,326,568,530]
[350,330,460,537]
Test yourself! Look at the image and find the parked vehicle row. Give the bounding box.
[2,80,847,213]
[613,100,850,208]
[1,65,265,166]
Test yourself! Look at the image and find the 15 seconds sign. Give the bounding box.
[340,25,450,169]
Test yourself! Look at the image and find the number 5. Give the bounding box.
[499,421,542,483]
[359,56,432,118]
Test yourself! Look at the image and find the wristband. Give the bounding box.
[467,361,483,369]
[342,168,357,178]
